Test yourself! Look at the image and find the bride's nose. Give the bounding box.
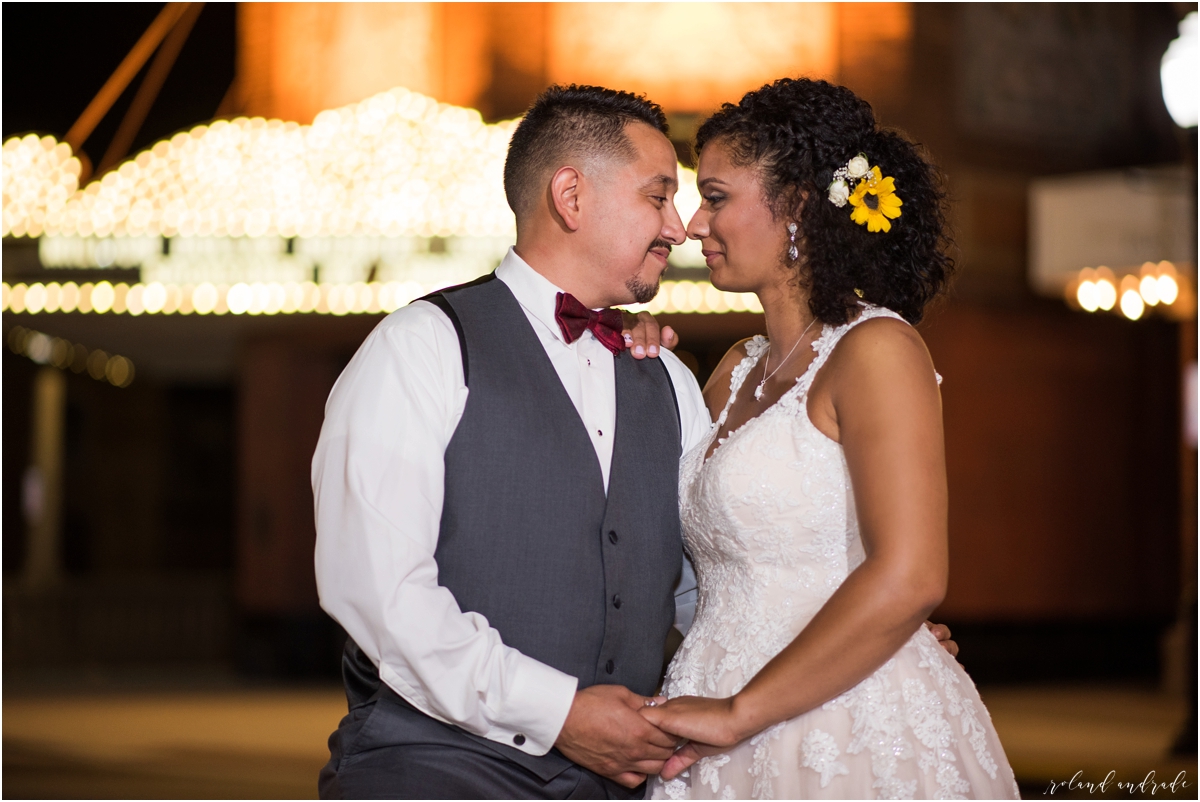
[686,210,709,240]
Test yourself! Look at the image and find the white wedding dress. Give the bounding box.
[650,306,1019,800]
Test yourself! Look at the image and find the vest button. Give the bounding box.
[608,530,618,544]
[612,594,622,609]
[605,659,615,674]
[513,734,526,746]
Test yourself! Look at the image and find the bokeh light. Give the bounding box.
[1093,268,1118,311]
[6,325,135,387]
[3,88,517,241]
[1070,261,1190,320]
[1119,280,1145,320]
[3,277,757,316]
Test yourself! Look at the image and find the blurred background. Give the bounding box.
[3,2,1196,798]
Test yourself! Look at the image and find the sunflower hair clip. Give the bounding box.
[827,154,902,233]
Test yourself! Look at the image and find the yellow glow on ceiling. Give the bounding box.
[548,3,838,112]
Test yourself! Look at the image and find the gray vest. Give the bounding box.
[333,274,683,787]
[432,274,682,696]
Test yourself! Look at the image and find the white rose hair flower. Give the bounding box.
[827,179,850,207]
[846,154,871,178]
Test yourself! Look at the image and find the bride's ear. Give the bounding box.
[548,166,583,232]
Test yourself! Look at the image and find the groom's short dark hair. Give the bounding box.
[504,84,669,220]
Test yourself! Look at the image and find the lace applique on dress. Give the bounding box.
[826,658,918,800]
[648,304,1016,800]
[902,677,970,799]
[800,729,850,788]
[748,724,785,800]
[914,630,1000,779]
[698,754,732,794]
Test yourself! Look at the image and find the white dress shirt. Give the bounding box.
[313,248,711,757]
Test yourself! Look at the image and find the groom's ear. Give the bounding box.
[548,165,583,232]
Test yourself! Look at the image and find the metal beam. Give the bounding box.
[96,3,205,175]
[63,3,192,154]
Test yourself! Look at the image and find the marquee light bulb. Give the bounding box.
[2,87,519,240]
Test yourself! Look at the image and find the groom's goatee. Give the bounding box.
[627,239,674,304]
[627,275,661,304]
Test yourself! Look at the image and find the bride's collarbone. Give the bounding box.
[705,350,827,461]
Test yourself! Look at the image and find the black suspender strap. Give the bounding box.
[422,293,469,387]
[416,272,500,388]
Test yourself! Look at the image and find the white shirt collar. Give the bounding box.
[495,247,571,344]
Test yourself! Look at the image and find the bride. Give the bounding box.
[642,79,1019,799]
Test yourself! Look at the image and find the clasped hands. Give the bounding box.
[554,623,958,787]
[552,684,752,788]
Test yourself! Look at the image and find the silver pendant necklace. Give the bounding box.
[754,318,818,401]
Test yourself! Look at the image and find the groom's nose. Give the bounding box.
[661,202,686,246]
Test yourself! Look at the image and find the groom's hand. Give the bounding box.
[925,620,959,657]
[554,684,679,788]
[622,311,678,359]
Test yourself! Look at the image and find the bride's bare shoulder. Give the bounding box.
[838,315,929,361]
[702,337,758,412]
[825,315,938,394]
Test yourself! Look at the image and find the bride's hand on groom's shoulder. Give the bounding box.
[621,311,677,359]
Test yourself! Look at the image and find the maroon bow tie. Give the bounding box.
[554,292,626,355]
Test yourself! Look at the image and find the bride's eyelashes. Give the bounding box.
[703,192,726,206]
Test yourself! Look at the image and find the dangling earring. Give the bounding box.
[787,222,799,261]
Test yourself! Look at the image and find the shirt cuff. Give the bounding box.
[488,655,579,756]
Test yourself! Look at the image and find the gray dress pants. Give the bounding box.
[319,690,647,800]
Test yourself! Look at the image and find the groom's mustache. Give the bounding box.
[648,239,673,254]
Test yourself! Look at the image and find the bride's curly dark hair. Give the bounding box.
[695,78,953,325]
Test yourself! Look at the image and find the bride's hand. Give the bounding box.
[658,740,726,781]
[640,695,744,747]
[641,696,748,781]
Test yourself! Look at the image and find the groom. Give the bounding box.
[313,84,714,799]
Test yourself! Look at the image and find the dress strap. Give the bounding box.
[715,336,768,426]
